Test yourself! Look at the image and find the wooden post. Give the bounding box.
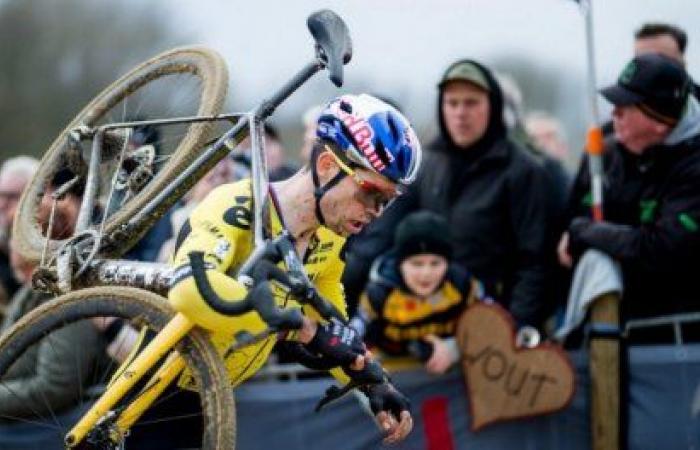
[589,292,621,450]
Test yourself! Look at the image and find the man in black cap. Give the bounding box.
[559,53,700,338]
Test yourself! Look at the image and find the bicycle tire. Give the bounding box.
[0,286,235,449]
[13,46,229,264]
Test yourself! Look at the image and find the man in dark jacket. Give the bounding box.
[560,53,700,327]
[343,59,553,329]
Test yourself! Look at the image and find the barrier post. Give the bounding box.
[589,292,621,450]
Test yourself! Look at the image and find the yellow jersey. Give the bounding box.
[168,179,348,387]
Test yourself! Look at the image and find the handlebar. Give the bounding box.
[236,231,346,323]
[189,251,304,331]
[188,230,345,330]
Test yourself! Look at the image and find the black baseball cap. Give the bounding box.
[600,53,691,125]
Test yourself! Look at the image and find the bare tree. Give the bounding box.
[0,0,192,158]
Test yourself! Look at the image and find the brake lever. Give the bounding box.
[274,233,346,322]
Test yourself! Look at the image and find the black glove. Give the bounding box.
[305,318,366,367]
[361,382,411,419]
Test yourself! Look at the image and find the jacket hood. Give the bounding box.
[432,59,507,155]
[665,96,700,146]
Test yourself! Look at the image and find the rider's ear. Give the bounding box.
[315,151,341,181]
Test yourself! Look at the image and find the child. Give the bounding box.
[351,211,483,374]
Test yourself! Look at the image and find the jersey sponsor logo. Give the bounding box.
[201,220,224,239]
[223,205,252,229]
[306,256,327,265]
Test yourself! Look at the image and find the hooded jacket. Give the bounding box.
[343,60,553,327]
[567,96,700,321]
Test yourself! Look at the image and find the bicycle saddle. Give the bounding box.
[307,9,352,87]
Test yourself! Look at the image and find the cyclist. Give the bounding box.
[168,93,421,444]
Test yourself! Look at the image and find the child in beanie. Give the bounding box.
[351,211,484,374]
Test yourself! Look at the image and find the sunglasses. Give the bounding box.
[324,145,400,212]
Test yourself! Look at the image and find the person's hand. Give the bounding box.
[423,335,456,375]
[363,382,413,444]
[303,318,368,369]
[557,232,573,268]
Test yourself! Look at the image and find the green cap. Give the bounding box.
[439,61,490,92]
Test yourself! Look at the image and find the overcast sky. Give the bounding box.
[167,0,700,155]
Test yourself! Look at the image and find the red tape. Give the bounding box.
[422,396,455,450]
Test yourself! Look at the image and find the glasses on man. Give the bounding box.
[324,145,400,212]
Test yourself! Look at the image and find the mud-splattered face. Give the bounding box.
[319,164,398,237]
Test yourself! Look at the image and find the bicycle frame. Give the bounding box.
[65,313,193,446]
[53,9,353,448]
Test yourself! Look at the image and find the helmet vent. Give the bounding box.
[374,141,391,167]
[339,100,353,114]
[387,114,400,145]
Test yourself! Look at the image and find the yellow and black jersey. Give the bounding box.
[357,255,481,356]
[168,179,347,387]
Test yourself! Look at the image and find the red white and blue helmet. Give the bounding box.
[316,94,422,186]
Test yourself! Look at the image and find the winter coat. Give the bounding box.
[343,60,553,327]
[0,285,105,417]
[567,96,700,320]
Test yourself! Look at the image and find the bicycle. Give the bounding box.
[0,10,381,449]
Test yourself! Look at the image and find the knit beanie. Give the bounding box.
[394,211,452,262]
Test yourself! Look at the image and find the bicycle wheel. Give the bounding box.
[13,46,229,265]
[0,286,235,449]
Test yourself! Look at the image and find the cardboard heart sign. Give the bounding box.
[456,302,575,431]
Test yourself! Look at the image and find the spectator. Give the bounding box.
[0,157,39,311]
[560,53,700,335]
[497,73,571,259]
[525,110,571,165]
[634,22,687,66]
[633,22,700,102]
[0,182,105,419]
[264,124,299,181]
[299,105,324,163]
[237,124,299,182]
[123,122,174,262]
[157,156,238,262]
[343,59,553,330]
[351,211,483,375]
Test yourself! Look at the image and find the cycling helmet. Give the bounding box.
[309,94,422,226]
[316,94,422,186]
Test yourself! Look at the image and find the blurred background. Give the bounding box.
[2,0,699,169]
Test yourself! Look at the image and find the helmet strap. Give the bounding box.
[311,157,347,226]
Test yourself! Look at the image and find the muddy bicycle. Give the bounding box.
[0,10,411,449]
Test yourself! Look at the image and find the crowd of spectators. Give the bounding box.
[0,19,697,448]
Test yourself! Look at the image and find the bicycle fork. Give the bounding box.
[65,313,194,447]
